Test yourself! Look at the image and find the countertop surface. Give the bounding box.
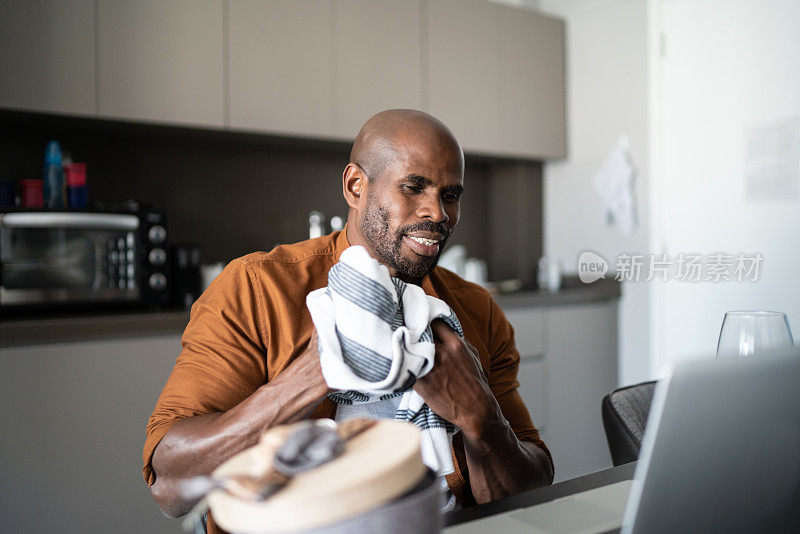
[493,277,621,310]
[0,278,619,348]
[0,308,190,348]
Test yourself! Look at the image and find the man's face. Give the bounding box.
[358,144,463,282]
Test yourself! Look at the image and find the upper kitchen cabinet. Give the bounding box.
[333,0,423,139]
[497,5,565,159]
[425,0,566,159]
[96,0,225,128]
[228,0,335,138]
[425,0,502,155]
[0,0,95,116]
[1,0,565,158]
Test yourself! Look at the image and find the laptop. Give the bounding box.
[445,348,800,534]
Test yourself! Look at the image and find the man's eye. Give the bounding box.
[443,193,461,204]
[403,185,423,194]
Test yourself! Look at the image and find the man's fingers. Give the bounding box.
[430,319,447,342]
[431,319,460,346]
[431,319,478,356]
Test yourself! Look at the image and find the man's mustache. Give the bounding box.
[398,221,451,239]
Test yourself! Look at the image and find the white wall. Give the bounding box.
[538,0,653,385]
[538,0,800,382]
[652,0,800,372]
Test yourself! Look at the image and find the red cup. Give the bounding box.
[65,162,87,187]
[20,179,44,208]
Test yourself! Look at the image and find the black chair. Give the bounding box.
[601,380,658,466]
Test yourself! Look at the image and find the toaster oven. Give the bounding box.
[0,210,170,312]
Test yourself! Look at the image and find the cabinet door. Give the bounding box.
[333,0,423,139]
[0,0,95,116]
[504,307,544,358]
[497,5,566,159]
[96,0,224,127]
[544,301,618,482]
[518,356,548,432]
[504,308,546,430]
[425,0,502,154]
[0,335,182,533]
[229,0,334,138]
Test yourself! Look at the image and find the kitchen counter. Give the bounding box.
[0,309,190,348]
[494,277,621,310]
[1,278,619,348]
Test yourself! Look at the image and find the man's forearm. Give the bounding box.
[461,400,554,504]
[149,350,329,518]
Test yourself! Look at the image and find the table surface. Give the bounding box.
[444,462,637,528]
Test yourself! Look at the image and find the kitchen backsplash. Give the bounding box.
[0,110,540,281]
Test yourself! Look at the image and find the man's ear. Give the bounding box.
[342,163,366,210]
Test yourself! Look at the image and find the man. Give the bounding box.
[143,109,553,530]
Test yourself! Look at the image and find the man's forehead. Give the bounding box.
[385,129,463,170]
[383,146,464,182]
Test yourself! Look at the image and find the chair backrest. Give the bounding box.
[601,380,657,466]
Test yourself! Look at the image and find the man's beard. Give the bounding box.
[360,203,450,281]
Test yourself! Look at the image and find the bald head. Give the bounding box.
[342,110,465,282]
[349,109,464,182]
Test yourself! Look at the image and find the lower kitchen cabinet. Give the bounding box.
[0,298,616,532]
[0,335,182,534]
[517,356,548,432]
[504,299,618,483]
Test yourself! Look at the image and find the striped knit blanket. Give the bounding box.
[306,245,461,475]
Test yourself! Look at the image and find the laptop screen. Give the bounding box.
[623,349,800,534]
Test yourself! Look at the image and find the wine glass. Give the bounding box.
[716,310,795,358]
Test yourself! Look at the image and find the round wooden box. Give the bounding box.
[208,420,440,534]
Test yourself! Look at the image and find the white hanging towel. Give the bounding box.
[592,136,638,236]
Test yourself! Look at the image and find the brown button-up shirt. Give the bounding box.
[143,229,550,528]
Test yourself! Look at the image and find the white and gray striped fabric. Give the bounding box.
[306,245,462,475]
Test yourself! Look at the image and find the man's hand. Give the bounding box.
[414,319,553,503]
[413,320,496,437]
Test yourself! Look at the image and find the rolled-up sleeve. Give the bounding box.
[142,259,268,485]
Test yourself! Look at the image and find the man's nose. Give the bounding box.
[416,194,449,224]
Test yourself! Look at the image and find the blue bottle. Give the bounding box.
[43,140,64,209]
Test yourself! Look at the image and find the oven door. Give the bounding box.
[0,212,141,307]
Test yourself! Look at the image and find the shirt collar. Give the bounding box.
[421,270,440,299]
[333,223,351,263]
